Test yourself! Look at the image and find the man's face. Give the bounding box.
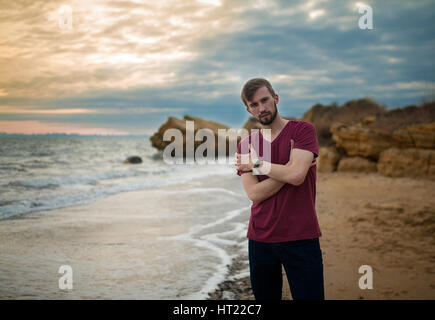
[246,86,278,125]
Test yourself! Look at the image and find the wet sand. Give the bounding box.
[0,174,250,300]
[1,172,434,299]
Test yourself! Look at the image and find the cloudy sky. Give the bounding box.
[0,0,434,135]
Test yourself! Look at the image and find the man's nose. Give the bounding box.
[259,103,267,112]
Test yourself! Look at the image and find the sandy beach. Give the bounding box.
[1,171,434,300]
[210,172,435,300]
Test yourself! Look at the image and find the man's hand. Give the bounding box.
[235,140,315,173]
[235,144,259,172]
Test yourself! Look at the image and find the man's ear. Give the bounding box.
[275,94,279,104]
[246,106,253,116]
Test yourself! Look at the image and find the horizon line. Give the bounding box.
[0,132,151,137]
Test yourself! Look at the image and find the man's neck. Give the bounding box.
[261,116,288,137]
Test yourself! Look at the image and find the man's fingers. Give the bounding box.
[287,139,295,165]
[235,152,241,166]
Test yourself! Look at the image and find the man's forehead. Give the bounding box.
[248,86,272,103]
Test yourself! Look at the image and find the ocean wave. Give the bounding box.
[0,165,27,172]
[158,187,244,198]
[30,151,54,157]
[1,164,186,190]
[158,206,250,300]
[1,168,140,189]
[0,164,237,220]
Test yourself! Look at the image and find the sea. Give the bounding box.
[0,135,252,299]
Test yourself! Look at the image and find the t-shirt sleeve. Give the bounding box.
[236,138,252,176]
[293,122,319,158]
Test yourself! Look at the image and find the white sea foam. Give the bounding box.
[158,187,244,198]
[0,163,238,219]
[158,206,251,299]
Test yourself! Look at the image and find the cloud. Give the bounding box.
[0,120,131,135]
[0,106,187,114]
[0,0,434,133]
[0,0,246,99]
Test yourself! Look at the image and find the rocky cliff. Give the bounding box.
[302,98,386,146]
[319,101,435,180]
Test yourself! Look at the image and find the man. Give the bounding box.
[235,78,324,300]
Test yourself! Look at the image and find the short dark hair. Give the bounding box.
[241,78,276,107]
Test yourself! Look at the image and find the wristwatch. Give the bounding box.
[252,159,263,175]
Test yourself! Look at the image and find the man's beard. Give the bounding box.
[258,102,277,125]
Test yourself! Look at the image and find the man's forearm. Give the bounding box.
[243,172,285,203]
[259,162,305,186]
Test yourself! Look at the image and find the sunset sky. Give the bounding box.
[0,0,434,135]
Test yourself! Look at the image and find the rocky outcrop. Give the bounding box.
[377,148,435,180]
[302,98,386,146]
[329,102,435,179]
[150,115,239,157]
[331,106,435,160]
[149,101,435,180]
[124,156,142,164]
[392,122,435,149]
[337,156,377,173]
[331,123,397,160]
[318,146,341,172]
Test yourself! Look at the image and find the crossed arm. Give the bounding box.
[240,169,285,204]
[236,143,315,204]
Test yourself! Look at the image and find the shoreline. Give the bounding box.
[0,172,434,299]
[0,173,250,300]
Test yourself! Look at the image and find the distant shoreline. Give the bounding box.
[0,133,150,138]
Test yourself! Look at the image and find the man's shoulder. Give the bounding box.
[288,120,316,137]
[289,120,315,129]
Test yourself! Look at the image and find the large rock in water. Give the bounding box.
[124,156,142,164]
[149,115,239,157]
[377,148,435,180]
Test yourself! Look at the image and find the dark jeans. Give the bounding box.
[248,238,325,300]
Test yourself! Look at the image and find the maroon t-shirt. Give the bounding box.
[237,120,322,243]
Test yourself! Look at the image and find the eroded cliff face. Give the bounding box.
[319,101,435,180]
[302,98,386,146]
